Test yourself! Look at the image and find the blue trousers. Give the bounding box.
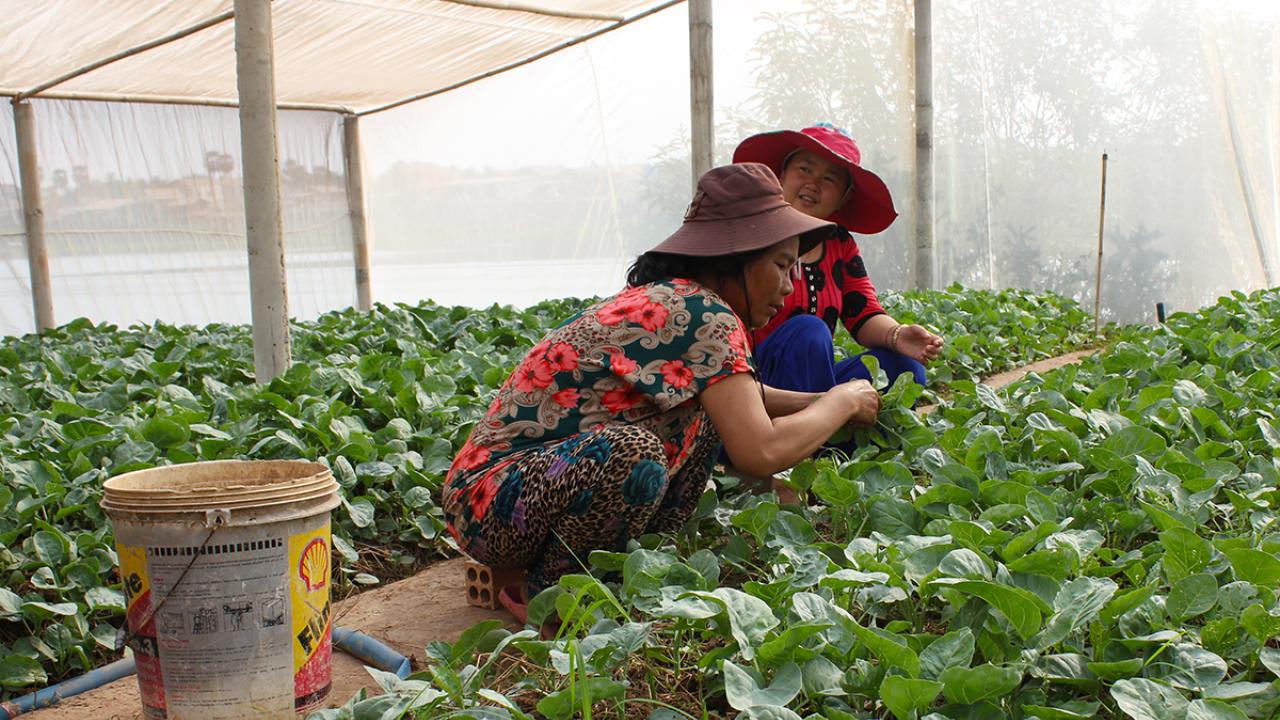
[754,315,927,394]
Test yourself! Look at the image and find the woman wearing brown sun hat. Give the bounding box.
[442,163,882,622]
[734,123,944,403]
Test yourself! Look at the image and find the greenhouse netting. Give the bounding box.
[1,0,1276,337]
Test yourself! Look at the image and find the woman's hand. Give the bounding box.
[837,379,881,427]
[895,324,944,364]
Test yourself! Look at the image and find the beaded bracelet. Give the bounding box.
[886,324,904,353]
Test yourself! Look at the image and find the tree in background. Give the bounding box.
[647,0,1218,321]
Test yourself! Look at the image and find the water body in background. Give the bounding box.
[0,251,627,338]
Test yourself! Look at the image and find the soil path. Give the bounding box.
[27,348,1098,719]
[918,348,1097,414]
[26,558,515,719]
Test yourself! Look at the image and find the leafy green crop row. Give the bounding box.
[0,299,580,694]
[0,286,1096,698]
[839,285,1098,388]
[321,288,1280,719]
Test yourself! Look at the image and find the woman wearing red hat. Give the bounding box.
[443,163,882,624]
[733,123,944,401]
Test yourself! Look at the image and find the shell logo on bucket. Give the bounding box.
[291,526,333,712]
[299,538,329,591]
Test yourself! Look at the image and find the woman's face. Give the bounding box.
[738,237,800,329]
[779,149,850,220]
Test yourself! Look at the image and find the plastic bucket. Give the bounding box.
[102,460,341,719]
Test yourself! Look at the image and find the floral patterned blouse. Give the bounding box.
[443,278,753,516]
[751,226,885,346]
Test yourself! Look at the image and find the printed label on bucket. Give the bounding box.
[120,544,166,718]
[290,527,333,712]
[115,517,334,718]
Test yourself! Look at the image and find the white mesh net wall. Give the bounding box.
[0,0,1276,336]
[0,101,352,337]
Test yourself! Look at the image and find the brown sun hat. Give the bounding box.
[650,163,836,258]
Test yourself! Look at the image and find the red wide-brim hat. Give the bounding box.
[732,124,898,235]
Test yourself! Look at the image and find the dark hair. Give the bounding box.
[626,248,770,288]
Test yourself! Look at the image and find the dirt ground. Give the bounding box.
[27,558,516,720]
[26,349,1096,719]
[979,348,1097,389]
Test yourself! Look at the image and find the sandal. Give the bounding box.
[497,584,528,624]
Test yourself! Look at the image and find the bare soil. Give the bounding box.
[27,558,515,719]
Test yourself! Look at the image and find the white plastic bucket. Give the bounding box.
[102,460,341,719]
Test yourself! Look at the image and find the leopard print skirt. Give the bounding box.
[447,420,719,593]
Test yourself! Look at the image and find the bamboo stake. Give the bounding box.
[688,0,713,189]
[1094,152,1108,335]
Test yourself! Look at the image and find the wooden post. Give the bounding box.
[1094,152,1109,334]
[913,0,934,290]
[234,0,291,382]
[688,0,713,189]
[13,101,55,332]
[342,114,373,312]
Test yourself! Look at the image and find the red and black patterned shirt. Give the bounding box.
[751,227,885,346]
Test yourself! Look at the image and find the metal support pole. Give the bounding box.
[913,0,935,290]
[688,0,713,189]
[13,101,55,332]
[234,0,291,382]
[342,114,373,312]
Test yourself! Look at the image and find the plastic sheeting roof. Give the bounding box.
[0,0,680,114]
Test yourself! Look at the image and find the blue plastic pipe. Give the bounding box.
[332,626,412,679]
[0,657,138,719]
[0,626,411,718]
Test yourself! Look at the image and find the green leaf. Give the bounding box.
[723,660,802,710]
[1111,678,1190,720]
[812,468,859,507]
[868,497,920,539]
[0,654,47,689]
[84,586,126,612]
[1102,584,1157,624]
[1240,604,1280,643]
[536,677,625,719]
[1187,699,1249,720]
[1161,527,1214,583]
[1147,644,1227,691]
[1022,701,1101,719]
[1104,426,1167,459]
[929,578,1049,639]
[1226,548,1280,588]
[343,497,376,528]
[919,628,975,681]
[939,663,1021,705]
[1037,577,1117,649]
[738,708,804,720]
[1260,647,1280,678]
[141,416,190,448]
[32,529,69,566]
[848,618,920,678]
[1166,574,1219,621]
[1087,659,1143,681]
[880,675,943,719]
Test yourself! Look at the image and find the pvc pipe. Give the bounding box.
[0,658,136,719]
[0,627,411,718]
[332,626,412,679]
[234,0,292,383]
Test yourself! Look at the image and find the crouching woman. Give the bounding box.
[442,163,881,613]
